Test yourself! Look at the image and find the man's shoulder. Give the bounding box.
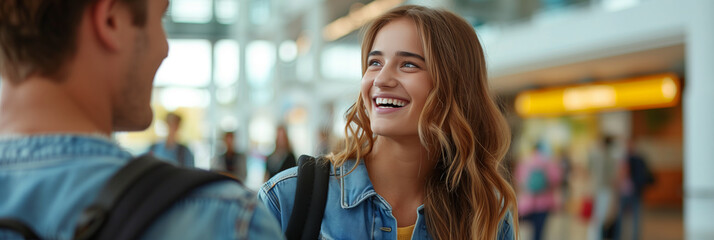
[186,178,257,203]
[135,167,275,238]
[164,178,260,223]
[143,174,283,239]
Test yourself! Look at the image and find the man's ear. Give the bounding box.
[90,0,129,51]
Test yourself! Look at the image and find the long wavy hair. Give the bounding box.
[328,5,518,240]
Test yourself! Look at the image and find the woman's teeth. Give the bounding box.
[375,97,407,108]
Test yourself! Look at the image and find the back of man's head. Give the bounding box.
[0,0,148,82]
[0,0,170,134]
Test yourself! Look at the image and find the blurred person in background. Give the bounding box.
[259,5,517,239]
[559,148,573,207]
[516,142,562,240]
[0,0,283,238]
[213,131,247,182]
[264,125,296,180]
[317,127,332,155]
[613,139,655,240]
[557,147,573,239]
[147,112,195,168]
[588,135,620,240]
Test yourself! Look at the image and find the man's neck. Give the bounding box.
[0,78,111,136]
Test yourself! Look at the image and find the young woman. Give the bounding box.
[265,125,297,180]
[259,5,518,240]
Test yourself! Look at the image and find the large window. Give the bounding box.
[216,0,239,24]
[170,0,213,23]
[155,39,213,87]
[214,40,240,88]
[321,44,361,81]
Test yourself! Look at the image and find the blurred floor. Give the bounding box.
[518,207,683,240]
[641,207,683,240]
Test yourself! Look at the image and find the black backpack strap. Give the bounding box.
[75,154,234,240]
[1,155,165,240]
[0,219,40,239]
[74,155,165,239]
[285,155,330,240]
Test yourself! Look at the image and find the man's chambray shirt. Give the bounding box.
[0,135,283,240]
[258,160,514,239]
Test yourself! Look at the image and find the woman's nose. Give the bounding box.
[373,66,398,88]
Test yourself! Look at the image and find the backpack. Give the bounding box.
[526,167,549,194]
[285,155,331,240]
[628,154,655,193]
[0,155,235,240]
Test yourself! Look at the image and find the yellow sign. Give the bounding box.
[515,73,680,117]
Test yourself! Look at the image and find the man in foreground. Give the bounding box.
[0,0,283,239]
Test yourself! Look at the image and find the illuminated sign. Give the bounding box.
[515,73,680,117]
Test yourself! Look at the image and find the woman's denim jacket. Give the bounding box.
[258,160,514,240]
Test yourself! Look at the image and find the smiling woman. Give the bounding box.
[258,5,517,240]
[360,17,432,138]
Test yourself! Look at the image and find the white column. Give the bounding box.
[206,40,217,169]
[684,0,714,239]
[236,0,251,151]
[305,0,326,155]
[205,0,220,167]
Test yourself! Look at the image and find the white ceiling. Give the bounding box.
[490,44,685,94]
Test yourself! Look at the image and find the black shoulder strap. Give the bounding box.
[0,155,163,240]
[0,218,40,239]
[75,154,234,240]
[285,155,330,240]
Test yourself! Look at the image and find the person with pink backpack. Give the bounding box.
[516,142,563,240]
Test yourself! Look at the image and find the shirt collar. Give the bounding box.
[335,160,428,216]
[0,134,131,164]
[337,160,378,209]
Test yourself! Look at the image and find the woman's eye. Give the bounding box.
[403,62,419,68]
[368,60,382,67]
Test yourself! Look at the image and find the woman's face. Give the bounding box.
[361,17,433,139]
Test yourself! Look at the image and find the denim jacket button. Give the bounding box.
[379,227,392,232]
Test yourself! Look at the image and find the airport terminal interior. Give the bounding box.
[2,0,713,239]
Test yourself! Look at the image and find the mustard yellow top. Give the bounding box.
[397,224,415,240]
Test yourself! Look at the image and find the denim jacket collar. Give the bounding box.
[337,160,376,209]
[336,160,426,216]
[0,134,130,165]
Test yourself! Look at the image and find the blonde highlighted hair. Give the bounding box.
[329,5,518,240]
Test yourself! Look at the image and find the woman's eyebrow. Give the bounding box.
[368,50,425,61]
[396,51,425,61]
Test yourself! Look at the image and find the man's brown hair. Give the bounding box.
[0,0,148,82]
